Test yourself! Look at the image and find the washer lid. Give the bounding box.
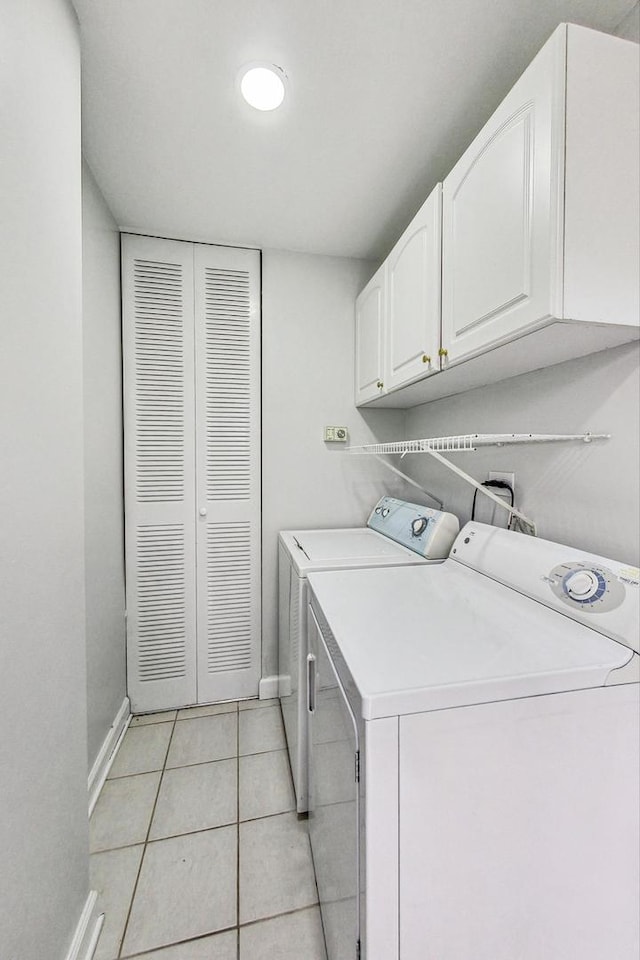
[279,528,430,574]
[307,562,633,720]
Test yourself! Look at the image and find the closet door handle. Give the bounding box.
[199,507,207,517]
[307,654,316,714]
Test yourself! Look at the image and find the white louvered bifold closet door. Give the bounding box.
[123,236,197,711]
[194,245,261,702]
[123,235,261,712]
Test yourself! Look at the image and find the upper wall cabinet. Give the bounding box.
[357,23,638,409]
[386,184,442,391]
[355,263,385,404]
[441,23,639,368]
[355,185,442,405]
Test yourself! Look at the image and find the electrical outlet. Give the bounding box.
[324,426,348,442]
[479,471,516,528]
[487,471,515,496]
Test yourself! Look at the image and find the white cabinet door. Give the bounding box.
[442,26,565,365]
[122,235,198,711]
[194,244,261,703]
[355,264,385,405]
[386,184,441,390]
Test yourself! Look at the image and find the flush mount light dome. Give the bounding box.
[239,63,287,111]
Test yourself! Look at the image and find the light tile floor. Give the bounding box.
[90,699,327,960]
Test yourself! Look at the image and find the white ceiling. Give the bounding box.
[74,0,637,261]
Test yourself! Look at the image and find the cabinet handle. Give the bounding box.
[422,355,431,364]
[438,348,448,358]
[376,380,384,389]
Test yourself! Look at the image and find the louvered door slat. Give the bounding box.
[207,522,253,674]
[122,235,197,711]
[124,236,260,711]
[194,245,261,703]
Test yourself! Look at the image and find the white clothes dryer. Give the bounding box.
[307,522,639,960]
[278,496,459,812]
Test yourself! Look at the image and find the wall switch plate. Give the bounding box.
[324,426,348,442]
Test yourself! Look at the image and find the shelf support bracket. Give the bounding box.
[372,454,444,510]
[418,448,537,535]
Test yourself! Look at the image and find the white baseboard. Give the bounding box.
[88,697,131,816]
[65,890,104,960]
[258,675,284,700]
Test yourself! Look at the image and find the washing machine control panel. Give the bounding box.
[367,496,459,560]
[547,561,625,613]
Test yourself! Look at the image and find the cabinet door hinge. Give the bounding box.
[356,938,361,960]
[355,750,360,783]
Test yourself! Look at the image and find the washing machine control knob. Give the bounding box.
[564,570,600,600]
[411,517,428,536]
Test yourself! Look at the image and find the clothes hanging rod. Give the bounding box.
[347,433,610,456]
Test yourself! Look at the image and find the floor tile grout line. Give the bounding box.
[236,700,241,960]
[306,817,328,959]
[174,709,239,722]
[90,805,301,856]
[107,745,286,778]
[277,698,299,807]
[130,699,256,720]
[278,695,327,958]
[129,700,278,724]
[116,710,180,959]
[116,898,324,960]
[100,701,303,959]
[105,741,290,781]
[117,924,238,960]
[97,768,165,786]
[239,901,323,930]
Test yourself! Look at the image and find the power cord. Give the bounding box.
[471,479,515,529]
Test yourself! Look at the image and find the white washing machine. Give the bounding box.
[307,522,639,960]
[278,496,460,812]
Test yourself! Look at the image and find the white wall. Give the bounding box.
[615,2,639,41]
[0,2,90,958]
[82,160,127,769]
[261,250,407,678]
[403,342,640,564]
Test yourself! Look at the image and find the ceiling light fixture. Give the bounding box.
[239,63,287,111]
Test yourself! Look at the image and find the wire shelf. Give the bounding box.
[345,432,610,537]
[347,433,609,455]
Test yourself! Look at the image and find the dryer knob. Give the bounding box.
[564,570,599,600]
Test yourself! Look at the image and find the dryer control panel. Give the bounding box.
[451,522,640,653]
[367,497,459,560]
[547,561,626,613]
